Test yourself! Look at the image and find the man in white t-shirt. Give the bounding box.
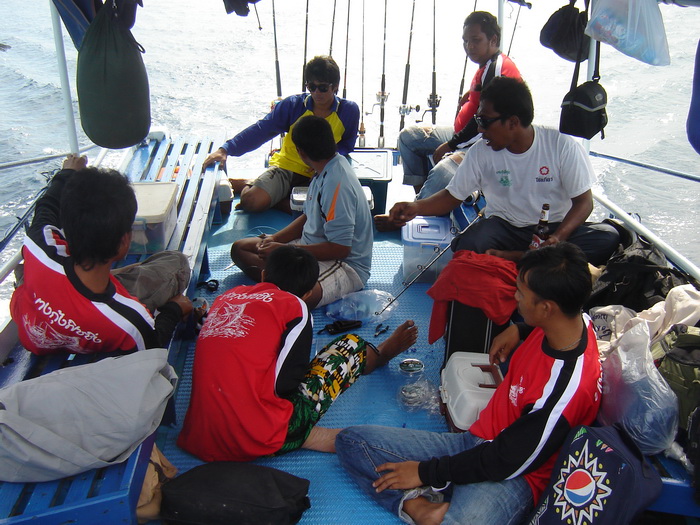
[387,77,619,266]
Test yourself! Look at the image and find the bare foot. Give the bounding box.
[374,214,403,233]
[485,248,524,262]
[301,426,341,453]
[403,497,449,525]
[364,320,418,374]
[228,178,251,196]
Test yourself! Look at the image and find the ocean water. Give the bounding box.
[0,0,698,271]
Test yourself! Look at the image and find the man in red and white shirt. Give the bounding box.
[11,155,191,355]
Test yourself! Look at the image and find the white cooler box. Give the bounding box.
[439,352,503,432]
[401,216,455,283]
[129,182,178,254]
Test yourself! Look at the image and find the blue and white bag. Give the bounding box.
[530,425,662,525]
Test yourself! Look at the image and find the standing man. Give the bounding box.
[203,55,360,214]
[376,11,521,233]
[230,116,372,309]
[387,77,620,266]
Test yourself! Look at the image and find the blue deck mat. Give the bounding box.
[157,206,449,524]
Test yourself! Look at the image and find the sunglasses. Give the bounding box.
[474,114,508,129]
[306,82,332,93]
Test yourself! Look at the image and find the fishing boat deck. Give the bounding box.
[156,177,450,524]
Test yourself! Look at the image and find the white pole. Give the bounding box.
[50,0,80,155]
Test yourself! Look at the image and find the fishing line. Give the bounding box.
[398,0,418,131]
[342,0,351,99]
[252,2,262,30]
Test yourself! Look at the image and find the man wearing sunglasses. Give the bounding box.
[387,77,620,267]
[202,55,359,214]
[375,11,521,232]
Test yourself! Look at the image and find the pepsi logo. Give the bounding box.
[563,469,596,507]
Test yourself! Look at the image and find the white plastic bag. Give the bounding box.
[325,290,396,323]
[597,318,678,455]
[586,0,670,66]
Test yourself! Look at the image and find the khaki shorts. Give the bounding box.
[288,240,364,307]
[251,166,310,207]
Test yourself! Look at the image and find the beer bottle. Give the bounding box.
[529,203,550,249]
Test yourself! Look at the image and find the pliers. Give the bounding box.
[375,323,389,337]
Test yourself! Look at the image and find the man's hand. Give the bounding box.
[167,294,193,319]
[388,201,419,227]
[432,142,453,165]
[458,91,470,107]
[256,235,283,260]
[373,461,423,492]
[489,324,521,365]
[202,148,228,171]
[541,234,562,248]
[62,154,88,171]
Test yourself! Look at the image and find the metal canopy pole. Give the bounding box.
[50,0,80,155]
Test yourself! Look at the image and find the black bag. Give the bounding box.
[76,1,150,149]
[560,39,608,140]
[161,462,311,525]
[540,0,591,63]
[585,237,698,312]
[529,425,662,525]
[443,301,508,367]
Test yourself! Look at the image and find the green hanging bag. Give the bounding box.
[76,1,150,149]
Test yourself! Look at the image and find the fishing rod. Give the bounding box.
[418,0,441,125]
[301,0,309,92]
[506,1,531,57]
[398,0,420,131]
[329,0,338,56]
[358,0,366,147]
[271,0,282,100]
[367,0,390,148]
[375,211,483,316]
[341,0,351,99]
[455,56,468,119]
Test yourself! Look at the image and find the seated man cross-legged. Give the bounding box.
[178,245,418,461]
[336,243,602,525]
[10,154,193,355]
[230,115,373,309]
[386,77,620,266]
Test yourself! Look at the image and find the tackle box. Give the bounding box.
[401,216,455,283]
[439,352,502,431]
[129,182,178,254]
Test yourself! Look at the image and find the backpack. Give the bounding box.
[652,324,700,432]
[560,40,608,140]
[529,425,662,525]
[540,0,591,63]
[585,237,698,313]
[161,462,311,525]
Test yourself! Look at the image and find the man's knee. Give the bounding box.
[230,238,254,262]
[238,186,273,213]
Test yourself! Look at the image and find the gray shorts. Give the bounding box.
[251,167,311,206]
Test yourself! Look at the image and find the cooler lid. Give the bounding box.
[402,216,453,245]
[132,182,178,223]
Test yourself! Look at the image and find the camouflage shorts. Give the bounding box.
[277,333,368,454]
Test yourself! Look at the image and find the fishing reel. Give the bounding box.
[416,93,441,123]
[366,91,390,115]
[398,104,420,117]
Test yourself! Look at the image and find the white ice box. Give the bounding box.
[129,182,178,254]
[401,216,455,283]
[440,352,502,431]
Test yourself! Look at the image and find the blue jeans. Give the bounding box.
[398,125,453,187]
[336,425,533,525]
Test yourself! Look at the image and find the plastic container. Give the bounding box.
[129,182,178,254]
[439,352,502,431]
[401,216,455,283]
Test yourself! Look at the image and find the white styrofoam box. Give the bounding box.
[129,182,178,254]
[401,216,455,283]
[440,352,502,431]
[289,185,374,212]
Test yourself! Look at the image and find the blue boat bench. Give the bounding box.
[0,135,223,524]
